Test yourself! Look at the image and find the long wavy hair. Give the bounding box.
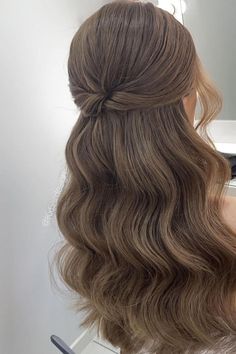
[50,1,236,353]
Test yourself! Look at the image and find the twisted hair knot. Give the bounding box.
[83,90,113,117]
[69,83,114,118]
[69,82,185,118]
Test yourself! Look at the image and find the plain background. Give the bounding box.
[184,0,236,121]
[0,1,235,354]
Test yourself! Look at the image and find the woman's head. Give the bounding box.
[51,1,236,353]
[68,0,199,124]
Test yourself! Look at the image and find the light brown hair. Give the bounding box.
[50,1,236,353]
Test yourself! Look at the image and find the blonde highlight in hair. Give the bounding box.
[50,1,236,353]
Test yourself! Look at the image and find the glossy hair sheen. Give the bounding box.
[51,1,236,353]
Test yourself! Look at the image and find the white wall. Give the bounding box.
[183,0,236,120]
[0,1,105,354]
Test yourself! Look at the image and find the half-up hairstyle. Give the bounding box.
[50,1,236,353]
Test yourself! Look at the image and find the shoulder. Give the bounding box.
[220,195,236,233]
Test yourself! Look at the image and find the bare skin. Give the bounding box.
[220,195,236,233]
[182,87,197,125]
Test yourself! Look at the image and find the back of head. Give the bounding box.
[51,1,236,353]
